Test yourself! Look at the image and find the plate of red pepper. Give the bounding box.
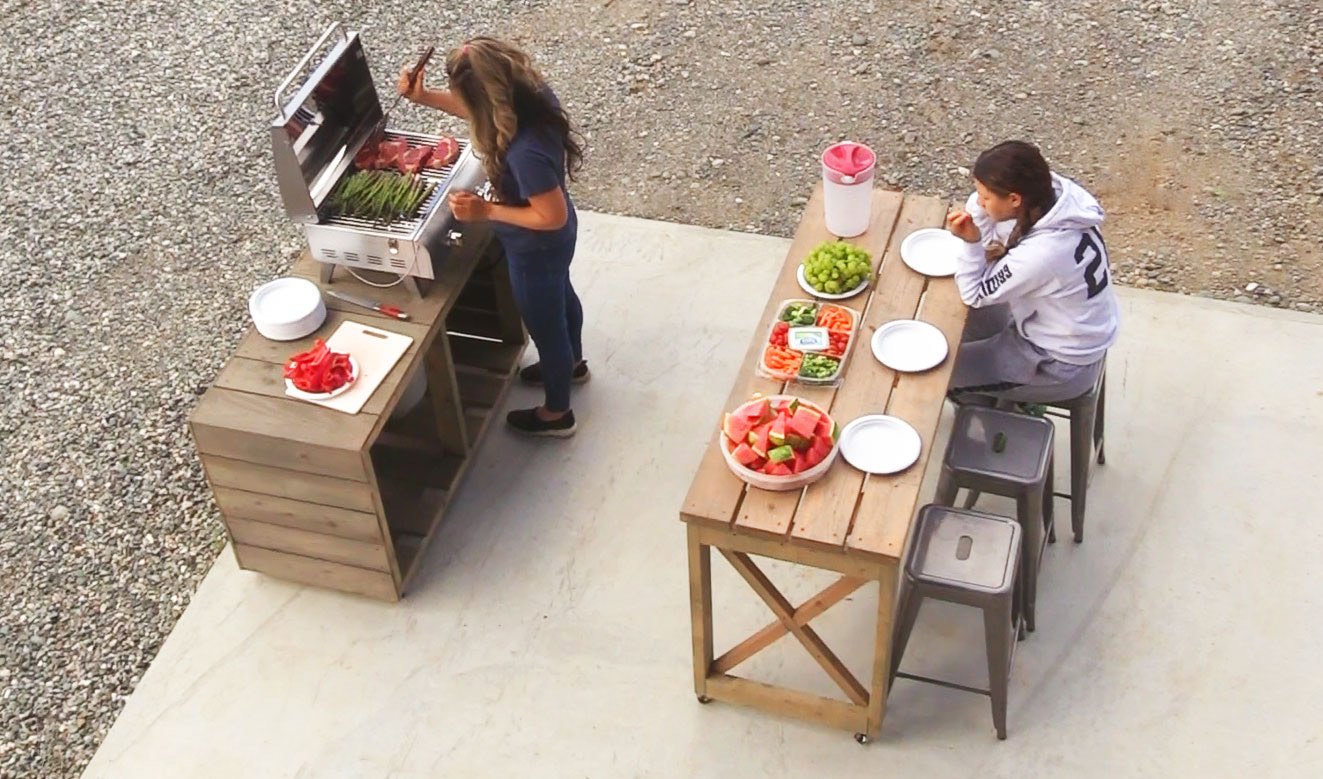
[283,339,358,399]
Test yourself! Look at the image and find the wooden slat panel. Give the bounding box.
[449,335,523,374]
[446,307,505,341]
[227,517,391,572]
[211,486,382,542]
[455,367,506,408]
[734,191,905,537]
[682,186,889,528]
[203,455,377,513]
[703,674,868,732]
[210,356,396,417]
[849,276,967,559]
[191,390,374,481]
[789,195,950,550]
[233,544,398,601]
[692,523,884,579]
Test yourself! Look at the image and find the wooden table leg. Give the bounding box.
[864,559,900,740]
[425,336,468,456]
[687,524,714,701]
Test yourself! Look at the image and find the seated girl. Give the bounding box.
[946,140,1120,403]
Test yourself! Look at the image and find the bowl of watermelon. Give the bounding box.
[720,395,842,491]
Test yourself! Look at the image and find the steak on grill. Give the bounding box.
[426,136,460,169]
[398,145,434,174]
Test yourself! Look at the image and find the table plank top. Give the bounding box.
[681,186,966,563]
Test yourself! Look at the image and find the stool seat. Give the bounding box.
[909,507,1018,593]
[945,407,1053,484]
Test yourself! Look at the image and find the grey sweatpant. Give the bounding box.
[948,305,1103,403]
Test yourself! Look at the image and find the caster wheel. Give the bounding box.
[854,733,870,745]
[697,695,711,704]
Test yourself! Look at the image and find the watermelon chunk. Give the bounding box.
[767,445,795,463]
[788,407,822,439]
[749,423,772,458]
[739,398,773,424]
[791,449,810,474]
[723,413,755,446]
[786,433,812,451]
[815,415,841,443]
[802,445,825,469]
[765,462,794,477]
[769,417,788,447]
[731,443,761,467]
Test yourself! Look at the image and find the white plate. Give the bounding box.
[871,319,949,373]
[797,265,868,300]
[838,415,922,474]
[284,356,359,401]
[900,228,963,277]
[250,277,327,341]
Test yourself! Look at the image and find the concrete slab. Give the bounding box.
[84,212,1323,778]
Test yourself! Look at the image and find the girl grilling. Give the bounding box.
[398,37,587,437]
[945,140,1120,403]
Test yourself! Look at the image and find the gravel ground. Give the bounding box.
[1,0,1319,774]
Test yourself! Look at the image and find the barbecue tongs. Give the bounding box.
[370,45,435,139]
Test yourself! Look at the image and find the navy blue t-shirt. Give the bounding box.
[491,93,577,260]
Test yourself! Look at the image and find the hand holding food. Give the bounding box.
[946,210,980,243]
[448,191,492,222]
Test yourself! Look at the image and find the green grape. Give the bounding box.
[825,280,841,293]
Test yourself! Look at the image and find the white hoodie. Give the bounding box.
[957,173,1120,365]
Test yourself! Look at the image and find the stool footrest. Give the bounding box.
[1052,491,1072,500]
[894,671,991,698]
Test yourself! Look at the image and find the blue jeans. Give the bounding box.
[505,239,584,413]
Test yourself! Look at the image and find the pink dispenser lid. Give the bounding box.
[822,142,876,185]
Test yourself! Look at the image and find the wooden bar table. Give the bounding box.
[189,225,527,601]
[680,186,966,741]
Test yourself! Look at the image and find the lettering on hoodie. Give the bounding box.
[982,264,1014,297]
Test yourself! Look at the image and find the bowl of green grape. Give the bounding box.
[797,240,872,299]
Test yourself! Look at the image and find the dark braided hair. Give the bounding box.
[973,140,1057,249]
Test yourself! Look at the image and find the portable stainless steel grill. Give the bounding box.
[271,23,487,296]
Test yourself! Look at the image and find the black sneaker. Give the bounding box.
[506,407,577,438]
[519,360,590,386]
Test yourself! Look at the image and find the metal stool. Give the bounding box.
[935,406,1054,633]
[1042,364,1106,543]
[969,359,1106,543]
[890,505,1022,740]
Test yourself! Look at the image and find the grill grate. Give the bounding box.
[320,130,470,237]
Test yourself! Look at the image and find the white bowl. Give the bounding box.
[720,395,840,491]
[250,278,327,341]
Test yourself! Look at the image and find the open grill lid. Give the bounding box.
[271,23,384,224]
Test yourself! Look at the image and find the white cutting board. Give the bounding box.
[285,320,413,415]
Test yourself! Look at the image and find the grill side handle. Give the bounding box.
[273,22,349,121]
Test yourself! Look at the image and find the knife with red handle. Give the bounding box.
[325,289,410,321]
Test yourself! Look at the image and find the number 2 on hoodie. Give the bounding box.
[1074,227,1110,300]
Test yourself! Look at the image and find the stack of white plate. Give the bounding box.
[249,278,327,341]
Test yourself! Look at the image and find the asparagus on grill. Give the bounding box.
[328,170,434,224]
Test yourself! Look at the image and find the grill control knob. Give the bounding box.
[387,238,399,255]
[445,230,463,247]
